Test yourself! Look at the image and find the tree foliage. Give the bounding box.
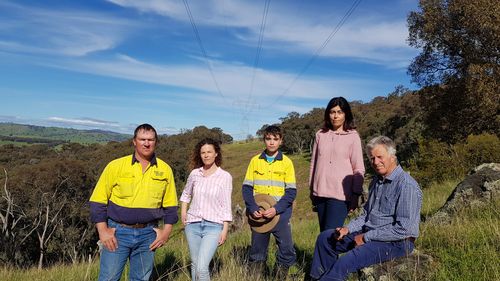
[0,126,231,268]
[408,0,500,141]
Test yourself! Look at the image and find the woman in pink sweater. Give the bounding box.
[309,97,365,232]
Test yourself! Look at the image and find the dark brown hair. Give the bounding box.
[133,123,158,140]
[321,97,356,132]
[191,138,223,169]
[262,125,282,139]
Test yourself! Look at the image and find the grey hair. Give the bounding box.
[366,136,397,157]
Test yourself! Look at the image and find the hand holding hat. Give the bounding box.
[248,194,280,233]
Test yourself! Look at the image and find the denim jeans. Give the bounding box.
[98,219,157,281]
[313,196,349,232]
[249,209,296,267]
[310,229,414,280]
[184,220,223,281]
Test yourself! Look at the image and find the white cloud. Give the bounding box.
[47,117,120,127]
[107,0,416,67]
[0,2,134,57]
[106,0,261,28]
[43,53,376,108]
[157,126,181,135]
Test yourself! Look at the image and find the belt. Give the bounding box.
[119,221,157,229]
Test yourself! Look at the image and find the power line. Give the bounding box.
[238,0,271,137]
[263,0,363,109]
[182,0,225,98]
[247,0,271,106]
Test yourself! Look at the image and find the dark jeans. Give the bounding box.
[249,210,296,267]
[313,196,349,232]
[310,229,414,281]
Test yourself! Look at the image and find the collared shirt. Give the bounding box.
[346,165,422,242]
[180,167,233,225]
[309,129,365,200]
[89,154,178,225]
[242,150,297,216]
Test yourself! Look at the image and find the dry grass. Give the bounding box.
[1,142,498,280]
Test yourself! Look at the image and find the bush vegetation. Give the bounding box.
[0,126,232,268]
[0,151,498,280]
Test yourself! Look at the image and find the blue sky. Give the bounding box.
[0,0,420,139]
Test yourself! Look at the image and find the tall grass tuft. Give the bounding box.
[418,182,500,280]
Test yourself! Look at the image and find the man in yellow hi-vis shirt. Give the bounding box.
[89,124,178,281]
[242,125,297,279]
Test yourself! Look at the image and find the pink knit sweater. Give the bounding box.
[309,129,365,200]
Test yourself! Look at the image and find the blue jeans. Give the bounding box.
[310,229,414,281]
[98,219,157,281]
[185,220,223,281]
[313,196,349,232]
[249,210,296,267]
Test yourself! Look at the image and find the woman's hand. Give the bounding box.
[218,222,229,246]
[218,230,228,245]
[181,213,187,226]
[348,194,360,213]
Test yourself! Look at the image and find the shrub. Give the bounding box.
[455,134,500,171]
[409,133,500,187]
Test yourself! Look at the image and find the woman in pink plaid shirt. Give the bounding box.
[180,138,233,281]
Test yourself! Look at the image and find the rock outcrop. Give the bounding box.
[357,250,434,281]
[429,163,500,224]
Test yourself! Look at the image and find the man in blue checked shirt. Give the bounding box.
[310,136,423,281]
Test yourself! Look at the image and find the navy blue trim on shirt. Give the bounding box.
[89,200,178,225]
[132,153,158,166]
[258,150,283,161]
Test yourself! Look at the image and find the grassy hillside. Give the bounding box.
[0,140,498,280]
[0,123,130,145]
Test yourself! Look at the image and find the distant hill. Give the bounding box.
[0,123,131,145]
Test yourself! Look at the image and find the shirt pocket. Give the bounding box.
[379,193,396,214]
[272,169,286,181]
[114,175,135,198]
[150,175,168,199]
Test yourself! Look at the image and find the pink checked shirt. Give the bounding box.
[180,167,233,225]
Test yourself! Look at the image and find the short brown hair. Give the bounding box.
[262,125,282,139]
[133,123,158,140]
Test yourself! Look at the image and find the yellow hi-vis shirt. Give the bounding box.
[243,151,297,199]
[89,154,178,224]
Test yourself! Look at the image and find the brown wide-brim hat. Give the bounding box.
[247,194,280,233]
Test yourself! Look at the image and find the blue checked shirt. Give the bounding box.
[347,165,422,242]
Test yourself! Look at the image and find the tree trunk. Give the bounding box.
[38,250,44,270]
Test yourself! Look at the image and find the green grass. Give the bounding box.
[0,142,498,280]
[420,180,458,217]
[418,197,500,280]
[223,140,263,208]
